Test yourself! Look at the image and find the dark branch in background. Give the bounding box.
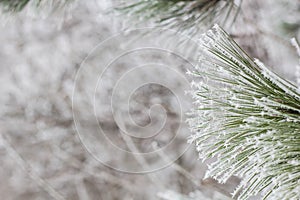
[0,0,31,11]
[0,0,72,12]
[115,0,242,36]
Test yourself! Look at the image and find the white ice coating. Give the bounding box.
[291,38,300,91]
[188,25,300,200]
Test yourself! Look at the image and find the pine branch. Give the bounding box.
[188,24,300,200]
[115,0,241,36]
[0,0,31,11]
[0,0,71,12]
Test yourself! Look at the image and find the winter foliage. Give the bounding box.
[188,24,300,200]
[1,0,300,199]
[0,0,71,12]
[115,0,240,36]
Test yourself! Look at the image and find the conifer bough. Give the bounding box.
[188,25,300,200]
[0,0,71,12]
[0,0,30,11]
[116,0,239,36]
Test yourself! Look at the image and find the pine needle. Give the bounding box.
[0,0,72,12]
[188,24,300,200]
[115,0,241,36]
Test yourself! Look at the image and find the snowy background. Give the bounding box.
[0,0,299,199]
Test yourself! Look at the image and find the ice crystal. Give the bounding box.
[291,38,300,91]
[188,24,300,200]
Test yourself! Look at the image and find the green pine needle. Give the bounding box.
[0,0,72,12]
[0,0,31,11]
[188,24,300,200]
[115,0,240,36]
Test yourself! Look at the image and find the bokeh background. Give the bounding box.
[0,0,299,199]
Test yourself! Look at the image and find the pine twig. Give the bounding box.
[188,24,300,200]
[115,0,241,36]
[0,0,72,12]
